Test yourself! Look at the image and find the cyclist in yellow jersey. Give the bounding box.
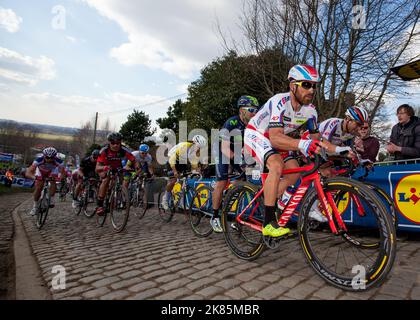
[161,135,207,210]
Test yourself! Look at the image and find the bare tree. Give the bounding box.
[222,0,420,124]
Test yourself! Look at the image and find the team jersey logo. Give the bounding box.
[230,119,238,126]
[394,174,420,224]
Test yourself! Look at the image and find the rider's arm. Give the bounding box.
[268,127,303,150]
[221,139,232,159]
[26,164,36,180]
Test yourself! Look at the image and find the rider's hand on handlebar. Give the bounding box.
[299,139,325,157]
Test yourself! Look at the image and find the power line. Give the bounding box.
[100,93,187,115]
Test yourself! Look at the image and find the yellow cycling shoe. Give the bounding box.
[262,223,290,237]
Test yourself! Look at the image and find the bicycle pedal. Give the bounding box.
[263,231,296,249]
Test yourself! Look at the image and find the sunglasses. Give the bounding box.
[294,81,317,90]
[110,141,121,145]
[360,126,369,130]
[140,152,147,155]
[242,107,258,113]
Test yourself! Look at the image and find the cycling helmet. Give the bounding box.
[139,144,150,152]
[43,147,57,158]
[345,106,369,124]
[107,132,123,142]
[288,64,321,82]
[192,135,207,147]
[91,149,100,158]
[237,95,259,109]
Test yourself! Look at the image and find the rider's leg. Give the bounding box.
[277,159,300,201]
[74,174,83,200]
[212,161,229,219]
[264,154,284,226]
[97,174,110,207]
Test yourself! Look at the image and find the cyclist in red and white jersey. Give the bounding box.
[25,147,66,215]
[319,106,369,147]
[95,132,137,215]
[245,64,326,237]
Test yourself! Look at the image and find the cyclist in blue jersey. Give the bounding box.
[210,95,259,232]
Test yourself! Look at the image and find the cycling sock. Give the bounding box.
[264,205,276,227]
[213,208,220,219]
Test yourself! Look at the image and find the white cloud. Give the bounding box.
[0,47,56,86]
[176,83,189,94]
[82,0,243,79]
[0,7,22,33]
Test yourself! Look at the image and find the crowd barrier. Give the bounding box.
[0,175,34,188]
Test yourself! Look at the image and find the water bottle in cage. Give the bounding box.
[277,186,296,211]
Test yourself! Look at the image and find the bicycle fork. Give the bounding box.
[314,178,347,234]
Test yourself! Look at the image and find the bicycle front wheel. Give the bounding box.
[110,187,130,233]
[189,185,213,237]
[158,192,175,222]
[221,182,265,261]
[299,177,396,291]
[36,191,50,230]
[132,188,147,219]
[83,186,97,218]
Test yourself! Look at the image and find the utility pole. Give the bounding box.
[93,112,98,144]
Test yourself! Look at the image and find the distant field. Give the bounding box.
[35,132,74,142]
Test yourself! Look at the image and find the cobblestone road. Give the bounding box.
[14,195,420,300]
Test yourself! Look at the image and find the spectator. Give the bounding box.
[5,168,14,187]
[386,104,420,161]
[354,123,380,163]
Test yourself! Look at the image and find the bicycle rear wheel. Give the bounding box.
[364,182,398,232]
[110,187,130,233]
[189,185,213,237]
[158,192,175,222]
[221,182,265,261]
[299,177,396,291]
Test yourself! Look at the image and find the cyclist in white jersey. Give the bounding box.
[130,144,154,177]
[245,64,327,238]
[319,106,369,147]
[316,106,369,176]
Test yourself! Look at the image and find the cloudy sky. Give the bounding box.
[0,0,419,133]
[0,0,243,131]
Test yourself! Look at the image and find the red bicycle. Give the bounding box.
[221,155,396,291]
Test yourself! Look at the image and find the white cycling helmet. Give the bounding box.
[345,106,369,124]
[42,147,57,158]
[192,135,207,147]
[288,64,321,82]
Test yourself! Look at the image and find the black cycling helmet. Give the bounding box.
[107,132,123,142]
[91,149,100,158]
